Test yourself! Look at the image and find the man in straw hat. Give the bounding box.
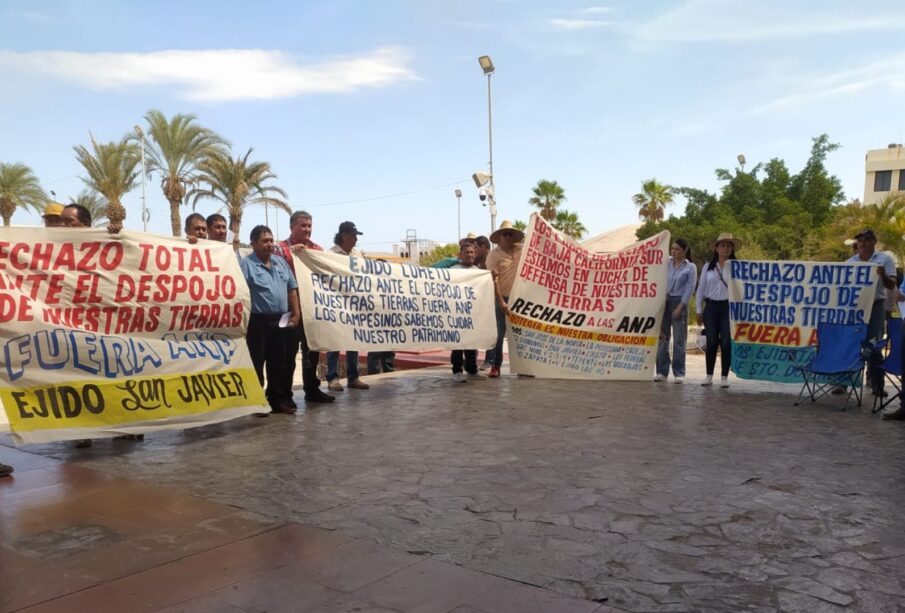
[485,220,524,378]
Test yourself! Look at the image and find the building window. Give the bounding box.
[900,170,905,191]
[875,170,892,192]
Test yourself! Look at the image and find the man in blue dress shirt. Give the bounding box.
[240,225,301,414]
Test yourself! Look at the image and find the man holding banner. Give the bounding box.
[276,211,334,405]
[848,229,895,389]
[486,221,524,378]
[240,225,301,414]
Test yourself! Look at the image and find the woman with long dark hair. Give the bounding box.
[695,233,740,387]
[655,238,697,383]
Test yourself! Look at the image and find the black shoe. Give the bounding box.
[0,463,13,478]
[305,390,336,403]
[74,439,92,449]
[882,408,905,421]
[271,404,298,415]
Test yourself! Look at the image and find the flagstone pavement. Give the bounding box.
[2,354,905,612]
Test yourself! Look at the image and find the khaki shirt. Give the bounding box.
[486,245,522,296]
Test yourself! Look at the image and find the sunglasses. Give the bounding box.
[501,231,514,237]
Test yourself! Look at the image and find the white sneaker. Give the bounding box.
[674,376,684,384]
[468,372,487,380]
[720,377,730,388]
[701,375,713,387]
[653,374,664,382]
[453,372,467,383]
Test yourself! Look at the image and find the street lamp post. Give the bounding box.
[454,189,462,239]
[134,125,149,233]
[478,55,497,232]
[737,154,746,173]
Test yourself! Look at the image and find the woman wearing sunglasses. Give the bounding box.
[695,233,740,388]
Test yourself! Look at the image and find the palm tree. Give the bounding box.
[189,148,289,250]
[69,189,109,227]
[512,220,528,232]
[528,179,566,221]
[73,135,141,232]
[0,162,46,226]
[140,109,230,237]
[552,209,587,239]
[632,178,675,222]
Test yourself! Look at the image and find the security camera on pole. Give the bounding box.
[472,170,495,232]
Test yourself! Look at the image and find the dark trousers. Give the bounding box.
[703,299,731,377]
[451,350,478,374]
[367,352,395,374]
[286,323,321,397]
[247,313,290,409]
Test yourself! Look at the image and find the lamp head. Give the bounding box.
[478,55,494,75]
[472,171,491,188]
[455,189,462,198]
[737,154,746,166]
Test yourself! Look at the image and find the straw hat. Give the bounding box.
[713,232,742,250]
[489,220,525,244]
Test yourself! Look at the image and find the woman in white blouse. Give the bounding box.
[695,233,740,388]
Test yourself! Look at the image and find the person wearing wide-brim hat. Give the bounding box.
[694,232,741,388]
[485,220,524,378]
[489,221,525,245]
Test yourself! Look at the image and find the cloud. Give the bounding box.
[635,0,905,43]
[549,18,613,30]
[751,54,905,114]
[0,47,418,102]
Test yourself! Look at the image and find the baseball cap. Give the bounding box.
[43,202,64,218]
[854,229,876,241]
[339,221,363,235]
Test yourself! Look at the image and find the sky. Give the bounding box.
[2,0,905,252]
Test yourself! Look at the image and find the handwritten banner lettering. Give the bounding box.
[507,215,669,379]
[0,228,266,444]
[728,260,877,382]
[294,250,497,351]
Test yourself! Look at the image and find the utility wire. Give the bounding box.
[307,179,470,207]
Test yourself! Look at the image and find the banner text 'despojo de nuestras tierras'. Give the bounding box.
[0,228,266,444]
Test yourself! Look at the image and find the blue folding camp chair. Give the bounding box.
[788,323,868,409]
[872,317,902,414]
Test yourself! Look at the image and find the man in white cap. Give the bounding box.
[485,220,524,378]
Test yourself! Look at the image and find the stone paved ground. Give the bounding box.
[7,355,905,612]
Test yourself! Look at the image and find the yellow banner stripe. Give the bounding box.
[509,314,657,346]
[0,368,265,432]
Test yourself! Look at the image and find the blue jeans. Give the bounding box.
[492,296,508,367]
[326,351,359,381]
[866,299,885,386]
[703,299,731,377]
[366,351,395,374]
[657,295,688,377]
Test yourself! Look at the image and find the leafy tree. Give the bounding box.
[637,134,847,265]
[69,189,109,227]
[0,162,46,226]
[189,148,289,250]
[632,179,675,222]
[528,179,566,221]
[420,243,459,266]
[139,110,230,237]
[552,209,587,239]
[73,135,141,232]
[512,220,528,232]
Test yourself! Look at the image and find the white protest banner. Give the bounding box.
[507,215,669,379]
[728,260,877,382]
[294,250,497,351]
[0,228,266,445]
